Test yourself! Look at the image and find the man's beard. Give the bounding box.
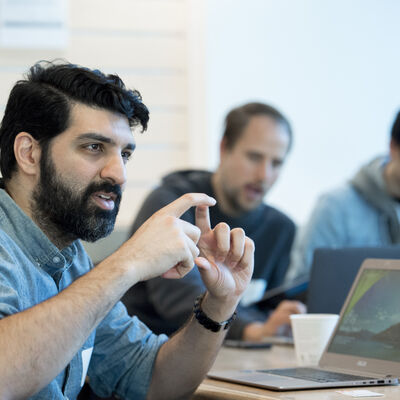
[32,150,122,243]
[223,187,246,214]
[222,184,265,215]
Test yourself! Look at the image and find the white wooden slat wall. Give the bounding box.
[0,0,190,241]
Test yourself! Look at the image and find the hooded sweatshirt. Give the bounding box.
[351,156,400,243]
[286,156,400,283]
[121,170,295,340]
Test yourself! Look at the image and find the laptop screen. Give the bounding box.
[327,268,400,362]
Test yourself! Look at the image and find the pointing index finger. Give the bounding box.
[160,193,216,218]
[195,204,212,234]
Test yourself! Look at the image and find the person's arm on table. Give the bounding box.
[147,203,254,400]
[0,194,216,400]
[243,300,306,341]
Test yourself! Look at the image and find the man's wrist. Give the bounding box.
[193,293,237,332]
[200,292,239,323]
[97,252,140,290]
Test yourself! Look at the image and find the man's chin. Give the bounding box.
[81,228,114,242]
[77,217,117,242]
[239,198,264,213]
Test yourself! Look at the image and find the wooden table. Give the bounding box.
[192,344,400,399]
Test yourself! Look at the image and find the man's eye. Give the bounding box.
[247,153,262,162]
[122,151,132,162]
[87,143,102,152]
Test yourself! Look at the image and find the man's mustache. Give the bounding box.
[84,182,122,202]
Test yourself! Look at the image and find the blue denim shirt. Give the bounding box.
[0,189,168,399]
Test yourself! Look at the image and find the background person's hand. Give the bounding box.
[243,300,306,341]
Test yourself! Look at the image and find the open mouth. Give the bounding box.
[244,184,265,200]
[92,192,117,210]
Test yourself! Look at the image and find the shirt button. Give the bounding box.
[53,256,61,263]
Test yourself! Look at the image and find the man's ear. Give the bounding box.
[220,137,233,161]
[220,137,228,159]
[13,132,41,176]
[389,139,400,163]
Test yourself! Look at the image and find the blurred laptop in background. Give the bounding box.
[307,247,400,314]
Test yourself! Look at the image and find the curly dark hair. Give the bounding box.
[0,60,149,180]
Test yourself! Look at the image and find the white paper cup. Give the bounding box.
[290,314,339,366]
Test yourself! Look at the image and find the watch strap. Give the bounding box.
[193,293,237,333]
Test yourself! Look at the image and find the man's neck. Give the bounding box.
[32,213,76,250]
[5,177,75,250]
[383,161,400,199]
[211,170,242,218]
[383,161,400,201]
[5,176,34,220]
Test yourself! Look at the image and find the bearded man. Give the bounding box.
[0,61,254,399]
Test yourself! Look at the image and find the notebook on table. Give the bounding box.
[307,246,400,314]
[209,258,400,391]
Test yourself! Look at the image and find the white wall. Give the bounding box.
[200,0,400,225]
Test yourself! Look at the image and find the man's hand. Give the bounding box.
[146,199,254,400]
[243,300,306,341]
[194,205,254,302]
[115,193,216,283]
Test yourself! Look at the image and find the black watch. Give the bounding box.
[193,293,237,332]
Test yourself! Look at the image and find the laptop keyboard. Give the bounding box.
[258,368,376,383]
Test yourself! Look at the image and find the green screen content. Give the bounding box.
[328,268,400,362]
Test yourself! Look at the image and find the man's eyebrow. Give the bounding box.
[77,133,136,150]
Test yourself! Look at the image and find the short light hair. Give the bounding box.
[223,102,292,151]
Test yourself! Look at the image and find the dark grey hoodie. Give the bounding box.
[121,170,295,340]
[351,156,400,243]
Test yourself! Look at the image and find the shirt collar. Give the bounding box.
[0,188,78,276]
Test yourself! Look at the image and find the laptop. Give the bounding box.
[226,247,400,349]
[209,258,400,390]
[307,247,400,314]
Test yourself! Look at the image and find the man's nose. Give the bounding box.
[100,154,127,187]
[257,162,275,184]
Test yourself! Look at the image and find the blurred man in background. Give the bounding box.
[286,111,400,282]
[123,102,305,342]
